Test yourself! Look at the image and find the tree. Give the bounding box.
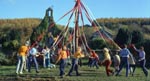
[90,38,106,50]
[131,30,144,44]
[114,28,132,46]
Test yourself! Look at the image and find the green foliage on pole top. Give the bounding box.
[30,7,54,45]
[49,25,61,37]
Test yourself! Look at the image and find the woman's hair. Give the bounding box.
[140,46,144,50]
[103,48,109,52]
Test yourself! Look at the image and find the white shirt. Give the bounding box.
[42,49,50,59]
[134,47,145,61]
[29,47,38,55]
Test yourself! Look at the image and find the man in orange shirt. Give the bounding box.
[55,46,67,78]
[16,43,28,74]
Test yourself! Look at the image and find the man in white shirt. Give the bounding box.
[133,45,148,77]
[28,45,39,73]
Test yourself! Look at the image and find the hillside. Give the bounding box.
[0,18,41,29]
[1,18,150,41]
[0,18,150,44]
[0,18,41,44]
[96,18,150,39]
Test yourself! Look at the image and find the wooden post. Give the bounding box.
[75,0,80,51]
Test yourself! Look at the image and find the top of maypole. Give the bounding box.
[75,0,81,3]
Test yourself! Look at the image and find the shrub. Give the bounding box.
[0,52,9,65]
[90,38,106,50]
[10,40,20,50]
[114,28,132,46]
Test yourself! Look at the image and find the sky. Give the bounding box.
[0,0,150,25]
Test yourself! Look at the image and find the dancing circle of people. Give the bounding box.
[16,42,149,78]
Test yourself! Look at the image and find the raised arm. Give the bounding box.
[132,44,140,52]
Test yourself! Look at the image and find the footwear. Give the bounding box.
[28,70,31,73]
[16,72,19,74]
[112,71,115,76]
[115,73,118,76]
[67,74,72,76]
[146,73,148,77]
[63,72,66,75]
[76,73,81,76]
[36,71,39,73]
[20,72,23,74]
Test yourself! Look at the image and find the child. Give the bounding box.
[55,46,67,78]
[16,43,28,74]
[101,48,114,76]
[68,47,85,76]
[42,46,50,68]
[128,53,136,76]
[113,51,120,74]
[89,50,99,69]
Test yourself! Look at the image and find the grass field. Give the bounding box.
[0,65,150,81]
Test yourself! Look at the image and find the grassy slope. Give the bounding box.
[0,65,150,81]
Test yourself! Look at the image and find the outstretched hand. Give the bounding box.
[131,44,135,47]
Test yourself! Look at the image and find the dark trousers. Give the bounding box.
[59,59,66,76]
[116,57,129,77]
[91,58,99,69]
[139,59,148,77]
[28,56,39,72]
[88,58,92,67]
[68,58,79,75]
[45,58,50,68]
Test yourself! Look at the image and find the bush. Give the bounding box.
[114,28,132,46]
[0,52,9,65]
[90,38,106,49]
[2,41,10,48]
[131,30,144,44]
[10,40,20,50]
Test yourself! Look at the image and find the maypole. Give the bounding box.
[49,0,120,52]
[74,0,80,51]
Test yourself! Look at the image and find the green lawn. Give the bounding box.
[0,65,150,81]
